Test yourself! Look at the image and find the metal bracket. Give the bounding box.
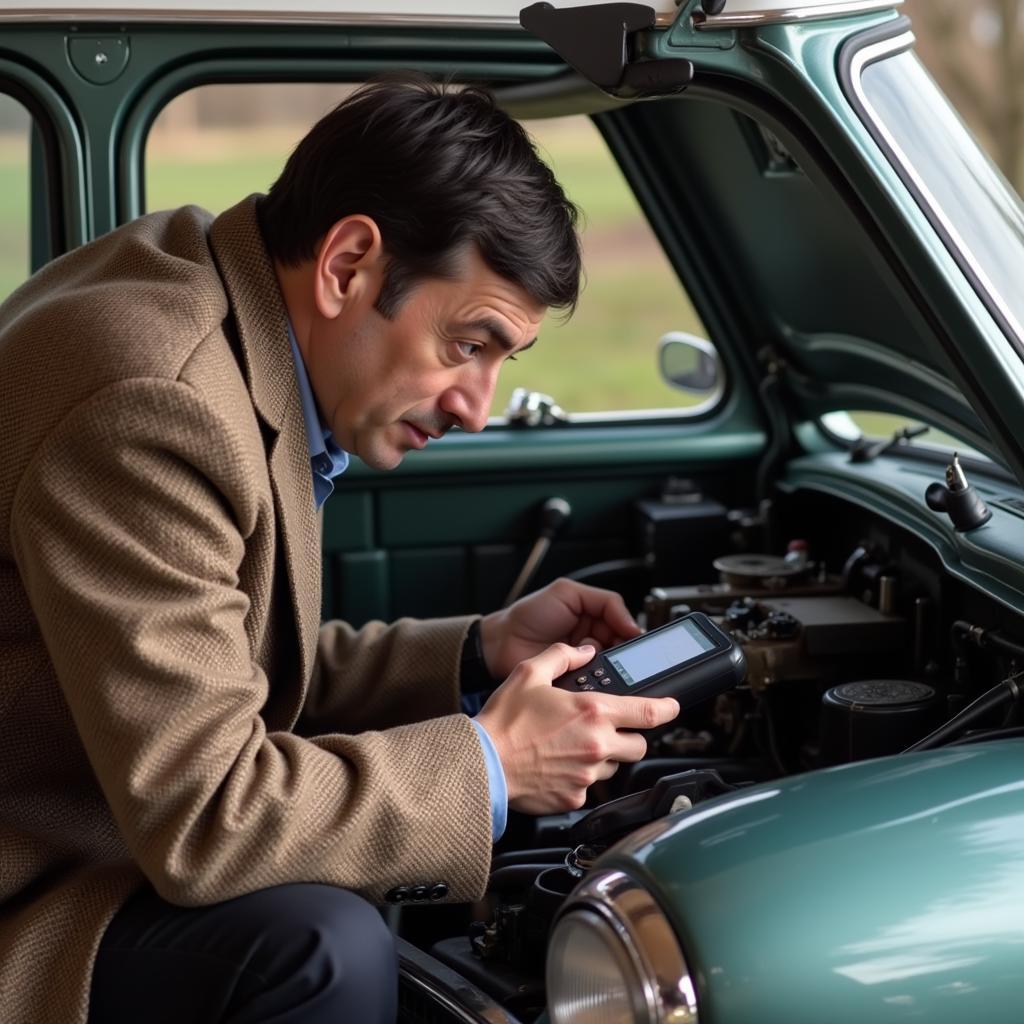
[519,2,694,98]
[67,35,130,86]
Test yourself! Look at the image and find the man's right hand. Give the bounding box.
[474,643,681,815]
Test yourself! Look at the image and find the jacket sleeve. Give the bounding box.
[10,378,493,907]
[299,615,477,736]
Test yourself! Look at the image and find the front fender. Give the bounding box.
[605,741,1024,1023]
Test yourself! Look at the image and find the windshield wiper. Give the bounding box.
[849,424,930,463]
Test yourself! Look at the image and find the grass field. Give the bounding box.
[0,141,30,304]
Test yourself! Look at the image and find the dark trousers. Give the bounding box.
[88,883,398,1023]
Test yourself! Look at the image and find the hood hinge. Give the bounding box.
[519,2,694,98]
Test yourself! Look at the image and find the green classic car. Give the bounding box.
[3,0,1024,1021]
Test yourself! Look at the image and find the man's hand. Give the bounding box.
[475,642,680,815]
[478,578,642,681]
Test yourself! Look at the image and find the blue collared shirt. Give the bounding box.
[286,324,349,509]
[286,324,507,841]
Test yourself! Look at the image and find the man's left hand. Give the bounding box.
[479,578,642,681]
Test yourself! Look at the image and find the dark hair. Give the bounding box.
[259,74,580,318]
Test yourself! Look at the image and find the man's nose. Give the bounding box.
[439,378,494,434]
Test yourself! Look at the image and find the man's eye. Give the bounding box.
[454,341,480,359]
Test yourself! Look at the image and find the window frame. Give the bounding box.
[0,63,85,278]
[839,21,1024,361]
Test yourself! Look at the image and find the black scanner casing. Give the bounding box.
[552,611,746,710]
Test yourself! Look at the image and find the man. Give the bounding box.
[0,76,679,1022]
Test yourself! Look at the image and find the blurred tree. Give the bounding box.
[904,0,1023,192]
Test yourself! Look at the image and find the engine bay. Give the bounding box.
[398,476,1024,1022]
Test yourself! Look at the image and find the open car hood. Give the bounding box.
[511,4,1024,466]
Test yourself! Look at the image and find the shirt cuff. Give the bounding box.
[470,718,508,843]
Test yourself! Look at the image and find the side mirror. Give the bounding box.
[658,332,724,398]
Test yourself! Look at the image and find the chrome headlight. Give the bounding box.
[547,869,699,1024]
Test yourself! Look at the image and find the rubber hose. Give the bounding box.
[904,680,1016,752]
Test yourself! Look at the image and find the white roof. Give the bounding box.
[0,0,677,25]
[697,0,900,27]
[0,0,898,27]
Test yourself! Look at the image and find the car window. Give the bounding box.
[0,92,34,300]
[855,49,1024,347]
[145,83,708,420]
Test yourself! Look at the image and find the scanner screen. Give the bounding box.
[608,619,715,687]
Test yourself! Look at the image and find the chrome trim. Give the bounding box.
[485,404,723,428]
[694,0,900,29]
[550,869,699,1023]
[0,6,676,26]
[505,387,569,427]
[485,401,720,425]
[847,32,1024,345]
[397,937,523,1024]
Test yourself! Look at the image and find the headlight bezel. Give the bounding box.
[547,868,699,1024]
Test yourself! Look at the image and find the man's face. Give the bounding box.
[304,245,547,470]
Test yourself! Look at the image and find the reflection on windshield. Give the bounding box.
[858,50,1024,347]
[822,411,989,461]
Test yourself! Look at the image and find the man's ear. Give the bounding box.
[314,215,383,320]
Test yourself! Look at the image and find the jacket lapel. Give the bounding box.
[208,196,321,694]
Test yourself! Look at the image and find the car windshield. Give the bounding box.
[856,48,1024,348]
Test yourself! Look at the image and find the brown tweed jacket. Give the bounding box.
[0,197,492,1023]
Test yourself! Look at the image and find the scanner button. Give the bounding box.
[599,678,612,686]
[576,675,589,686]
[580,684,596,691]
[593,669,605,678]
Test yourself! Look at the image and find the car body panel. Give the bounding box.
[611,741,1024,1022]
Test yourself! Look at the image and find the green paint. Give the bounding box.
[610,741,1024,1023]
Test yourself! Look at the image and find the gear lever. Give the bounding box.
[503,497,572,607]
